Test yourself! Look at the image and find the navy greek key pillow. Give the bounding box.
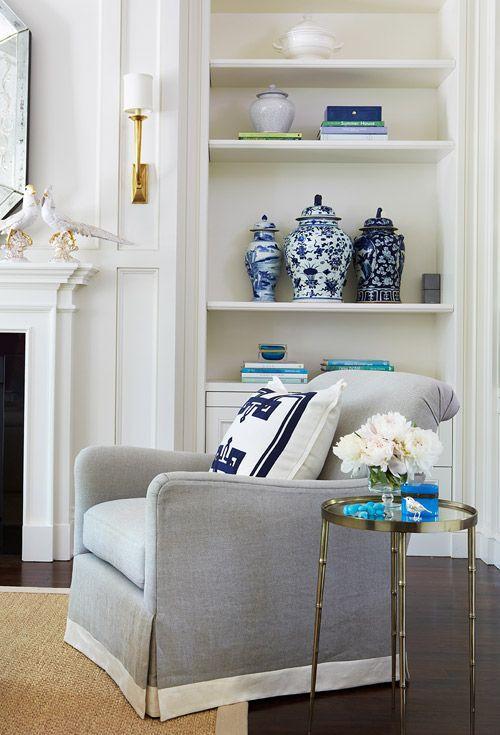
[210,377,345,479]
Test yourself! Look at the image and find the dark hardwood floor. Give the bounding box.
[0,555,72,587]
[249,558,500,735]
[1,556,498,733]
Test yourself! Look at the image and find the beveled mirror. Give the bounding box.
[0,1,29,219]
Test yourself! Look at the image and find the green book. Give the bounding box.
[321,121,385,127]
[238,132,302,139]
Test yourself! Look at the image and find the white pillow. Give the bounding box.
[210,377,346,480]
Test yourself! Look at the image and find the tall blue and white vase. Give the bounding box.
[353,208,405,302]
[283,195,353,301]
[245,214,282,302]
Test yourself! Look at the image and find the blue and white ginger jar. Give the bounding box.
[283,194,353,301]
[245,214,282,302]
[353,208,405,302]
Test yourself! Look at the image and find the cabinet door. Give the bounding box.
[432,466,452,501]
[205,406,239,453]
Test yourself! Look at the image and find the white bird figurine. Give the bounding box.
[404,496,432,522]
[40,185,132,261]
[0,184,39,261]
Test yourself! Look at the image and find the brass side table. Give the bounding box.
[308,497,478,735]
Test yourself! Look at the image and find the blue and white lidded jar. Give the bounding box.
[353,208,405,303]
[245,214,282,302]
[283,194,353,301]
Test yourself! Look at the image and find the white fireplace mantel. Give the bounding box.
[0,261,98,560]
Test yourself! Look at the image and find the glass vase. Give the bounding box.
[369,479,401,513]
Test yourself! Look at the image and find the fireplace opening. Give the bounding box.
[0,334,25,555]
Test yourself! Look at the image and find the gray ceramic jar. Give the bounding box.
[250,84,295,133]
[283,194,353,301]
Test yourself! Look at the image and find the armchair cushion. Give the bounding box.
[83,498,146,589]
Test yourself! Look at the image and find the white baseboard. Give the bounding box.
[21,523,73,561]
[409,528,500,568]
[408,532,453,557]
[22,525,53,561]
[477,530,500,567]
[54,522,74,560]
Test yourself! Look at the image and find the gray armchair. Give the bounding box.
[65,371,458,721]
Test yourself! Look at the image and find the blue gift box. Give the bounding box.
[401,479,439,520]
[324,105,382,122]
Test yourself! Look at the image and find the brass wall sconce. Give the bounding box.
[123,73,153,204]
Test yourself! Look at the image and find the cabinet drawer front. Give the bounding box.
[205,406,239,453]
[206,391,254,408]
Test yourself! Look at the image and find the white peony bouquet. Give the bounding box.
[333,412,443,489]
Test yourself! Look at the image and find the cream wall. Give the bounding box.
[8,0,183,461]
[5,0,500,566]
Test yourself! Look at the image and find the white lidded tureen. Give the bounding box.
[273,15,343,60]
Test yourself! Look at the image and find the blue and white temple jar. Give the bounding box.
[245,214,282,302]
[283,195,353,301]
[353,208,405,302]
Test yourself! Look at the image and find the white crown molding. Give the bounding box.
[0,261,98,287]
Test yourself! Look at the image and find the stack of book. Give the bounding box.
[321,359,394,372]
[238,132,302,141]
[241,361,308,384]
[318,106,388,141]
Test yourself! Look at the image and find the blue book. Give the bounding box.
[322,359,390,366]
[325,106,382,122]
[321,365,394,371]
[241,367,308,374]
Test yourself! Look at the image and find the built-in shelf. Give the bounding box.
[212,0,446,12]
[209,140,454,164]
[210,59,456,89]
[206,381,293,392]
[207,301,454,313]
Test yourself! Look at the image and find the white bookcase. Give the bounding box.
[184,0,467,509]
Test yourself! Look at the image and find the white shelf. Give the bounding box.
[206,381,308,392]
[207,301,454,313]
[211,59,455,89]
[209,140,454,164]
[212,1,446,12]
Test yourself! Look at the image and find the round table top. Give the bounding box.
[321,497,478,533]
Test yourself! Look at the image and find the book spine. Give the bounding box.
[321,121,385,127]
[322,359,390,366]
[244,362,304,369]
[319,134,388,141]
[319,126,387,135]
[241,368,307,374]
[238,133,302,139]
[242,376,308,382]
[321,365,394,371]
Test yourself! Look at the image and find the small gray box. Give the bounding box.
[422,273,441,290]
[423,289,441,304]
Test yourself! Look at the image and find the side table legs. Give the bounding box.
[308,518,330,735]
[391,531,398,709]
[398,532,407,735]
[468,526,476,734]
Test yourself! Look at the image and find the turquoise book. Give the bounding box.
[322,359,390,366]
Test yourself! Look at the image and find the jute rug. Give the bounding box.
[0,590,248,735]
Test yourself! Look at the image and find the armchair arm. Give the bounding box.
[144,472,368,612]
[144,473,372,671]
[74,446,212,555]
